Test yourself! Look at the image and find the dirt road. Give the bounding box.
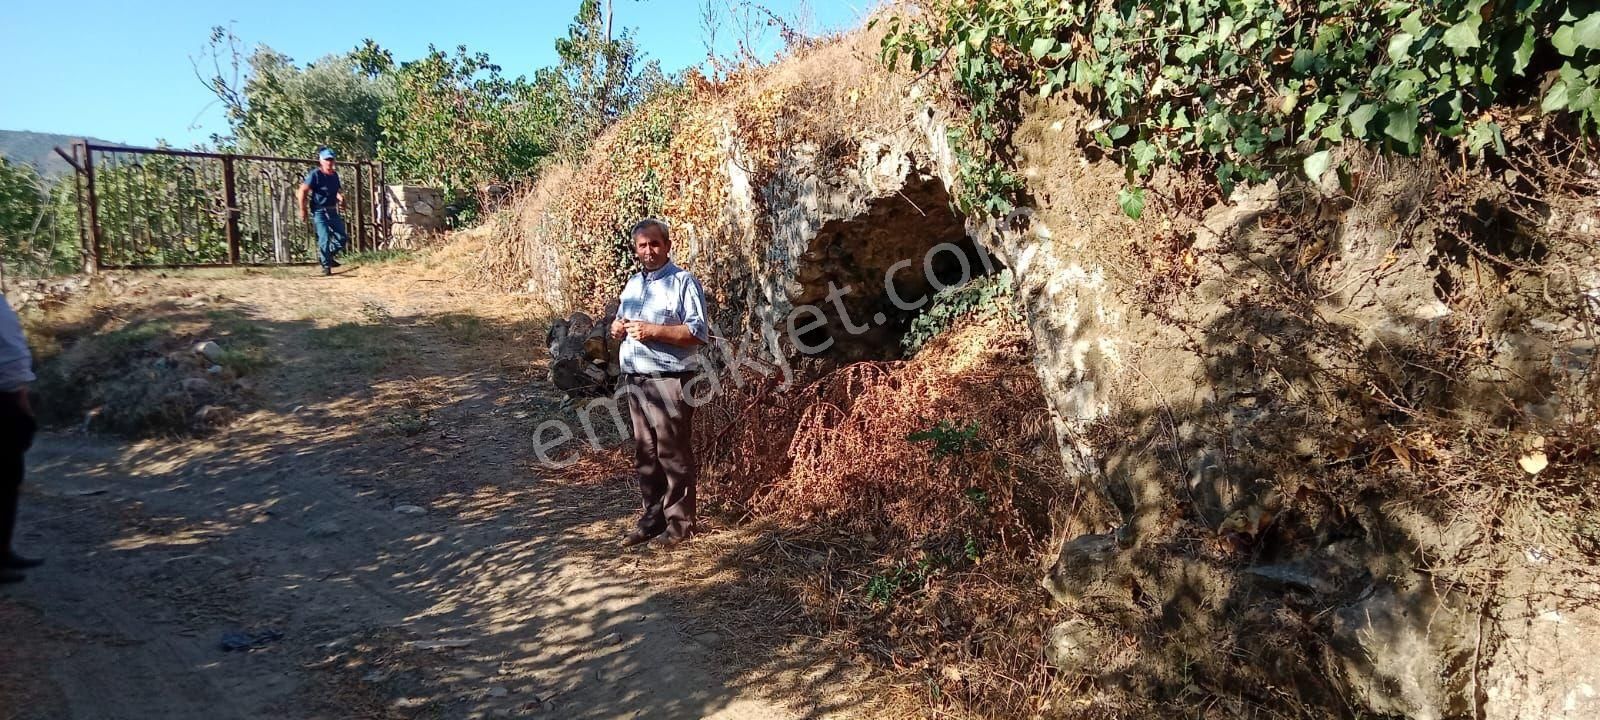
[1,257,847,719]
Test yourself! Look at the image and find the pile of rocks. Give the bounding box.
[4,274,143,309]
[386,185,446,247]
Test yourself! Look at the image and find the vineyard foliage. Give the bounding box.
[0,158,44,251]
[878,0,1600,215]
[0,157,79,275]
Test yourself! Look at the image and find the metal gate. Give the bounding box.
[61,141,389,271]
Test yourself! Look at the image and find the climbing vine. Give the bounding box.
[879,0,1600,217]
[901,269,1018,353]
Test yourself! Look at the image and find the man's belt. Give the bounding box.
[626,370,697,381]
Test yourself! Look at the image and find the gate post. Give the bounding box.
[376,162,390,247]
[77,141,102,274]
[353,162,367,252]
[222,155,241,265]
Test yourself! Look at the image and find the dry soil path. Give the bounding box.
[1,263,816,720]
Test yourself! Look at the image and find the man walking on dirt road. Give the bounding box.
[298,147,347,276]
[609,218,709,549]
[0,293,41,584]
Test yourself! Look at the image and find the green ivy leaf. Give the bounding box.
[1543,79,1571,113]
[1553,25,1578,56]
[1513,27,1536,73]
[1575,13,1600,50]
[1240,27,1261,50]
[1118,186,1146,219]
[1131,140,1159,170]
[1031,36,1057,59]
[1400,10,1425,37]
[1303,150,1333,180]
[1303,101,1330,130]
[1387,32,1415,63]
[1466,120,1505,155]
[1385,104,1420,144]
[1348,103,1379,137]
[1442,15,1482,54]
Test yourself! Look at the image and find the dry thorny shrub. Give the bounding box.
[478,26,915,324]
[687,315,1077,717]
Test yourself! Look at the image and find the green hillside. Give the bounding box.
[0,129,123,180]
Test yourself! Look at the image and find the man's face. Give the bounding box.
[633,230,670,271]
[320,158,336,173]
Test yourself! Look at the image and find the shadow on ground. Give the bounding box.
[4,277,866,720]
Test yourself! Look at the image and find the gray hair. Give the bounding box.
[630,217,671,245]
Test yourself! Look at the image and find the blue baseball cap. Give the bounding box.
[318,148,336,160]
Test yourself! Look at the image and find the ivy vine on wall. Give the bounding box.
[878,0,1600,217]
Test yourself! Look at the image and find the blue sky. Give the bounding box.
[1,0,874,148]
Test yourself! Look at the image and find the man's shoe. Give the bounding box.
[621,530,657,548]
[320,265,332,276]
[656,533,693,550]
[329,259,342,268]
[2,553,43,570]
[0,568,24,584]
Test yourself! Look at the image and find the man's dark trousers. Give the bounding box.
[312,209,348,268]
[0,391,36,560]
[624,374,696,540]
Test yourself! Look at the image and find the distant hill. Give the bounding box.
[0,129,127,181]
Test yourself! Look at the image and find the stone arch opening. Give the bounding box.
[783,172,1002,364]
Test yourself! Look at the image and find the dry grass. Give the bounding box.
[697,314,1062,545]
[657,315,1073,717]
[475,21,918,319]
[22,283,273,436]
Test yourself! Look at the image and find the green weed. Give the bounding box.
[907,419,983,459]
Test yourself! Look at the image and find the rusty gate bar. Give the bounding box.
[222,155,241,265]
[73,143,384,271]
[376,161,389,248]
[354,162,366,252]
[76,141,103,273]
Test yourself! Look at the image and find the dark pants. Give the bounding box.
[0,392,36,558]
[624,374,697,539]
[312,209,348,268]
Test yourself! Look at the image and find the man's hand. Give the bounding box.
[15,388,31,418]
[623,320,656,342]
[622,321,704,347]
[610,318,627,339]
[299,208,309,222]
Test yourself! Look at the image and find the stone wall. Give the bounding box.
[386,185,446,247]
[492,30,1599,718]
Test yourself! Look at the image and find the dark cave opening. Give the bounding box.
[782,173,1003,364]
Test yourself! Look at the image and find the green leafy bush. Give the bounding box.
[378,46,557,209]
[880,0,1600,215]
[907,419,984,458]
[0,159,80,275]
[0,157,43,248]
[901,269,1016,353]
[199,27,391,158]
